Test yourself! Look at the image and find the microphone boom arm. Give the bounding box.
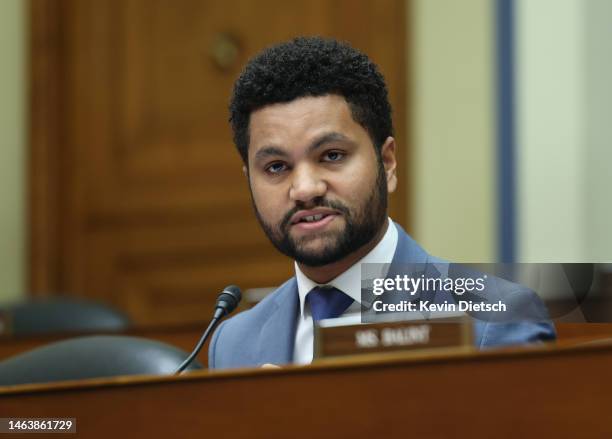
[175,285,242,374]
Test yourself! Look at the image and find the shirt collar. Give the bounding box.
[295,218,398,317]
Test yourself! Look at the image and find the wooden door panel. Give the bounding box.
[30,0,408,325]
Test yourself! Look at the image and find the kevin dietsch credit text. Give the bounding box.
[372,300,508,313]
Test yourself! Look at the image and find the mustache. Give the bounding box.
[280,197,351,231]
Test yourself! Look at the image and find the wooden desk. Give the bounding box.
[2,321,612,376]
[2,341,612,438]
[555,322,612,342]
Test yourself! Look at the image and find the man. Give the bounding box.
[209,37,555,369]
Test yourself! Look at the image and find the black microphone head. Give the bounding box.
[215,285,242,316]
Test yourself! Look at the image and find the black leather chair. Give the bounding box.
[0,335,202,386]
[0,297,130,335]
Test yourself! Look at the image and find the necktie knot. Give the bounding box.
[306,286,354,322]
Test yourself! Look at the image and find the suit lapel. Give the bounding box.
[390,222,430,266]
[255,278,299,365]
[362,223,433,307]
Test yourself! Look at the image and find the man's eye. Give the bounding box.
[265,162,287,174]
[323,151,345,162]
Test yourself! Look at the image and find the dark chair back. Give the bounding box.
[0,335,201,386]
[0,297,130,335]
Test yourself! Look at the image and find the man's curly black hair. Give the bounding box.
[229,36,394,164]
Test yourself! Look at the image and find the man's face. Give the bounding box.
[246,95,397,267]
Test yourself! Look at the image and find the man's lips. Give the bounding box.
[290,208,339,225]
[289,208,340,232]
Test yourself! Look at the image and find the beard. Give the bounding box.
[250,161,388,267]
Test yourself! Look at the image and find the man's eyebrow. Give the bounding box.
[254,146,289,162]
[308,132,353,152]
[253,132,353,163]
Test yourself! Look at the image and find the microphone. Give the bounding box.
[212,285,242,320]
[175,285,242,374]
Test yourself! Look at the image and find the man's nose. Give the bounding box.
[289,164,327,203]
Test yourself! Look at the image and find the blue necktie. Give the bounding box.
[306,286,354,322]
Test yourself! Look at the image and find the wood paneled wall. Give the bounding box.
[28,0,409,325]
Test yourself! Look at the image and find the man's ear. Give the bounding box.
[242,165,248,177]
[380,137,397,193]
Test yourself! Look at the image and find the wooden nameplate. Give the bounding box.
[314,313,472,360]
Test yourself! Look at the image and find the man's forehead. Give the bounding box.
[248,95,358,153]
[251,95,350,127]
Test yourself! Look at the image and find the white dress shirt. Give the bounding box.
[293,218,398,364]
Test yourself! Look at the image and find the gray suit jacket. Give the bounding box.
[209,224,556,369]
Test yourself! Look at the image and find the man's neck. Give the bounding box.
[297,220,389,284]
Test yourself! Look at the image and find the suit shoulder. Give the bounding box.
[224,278,296,330]
[208,278,296,368]
[213,283,286,340]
